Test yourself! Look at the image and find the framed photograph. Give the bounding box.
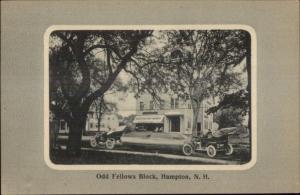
[2,1,299,194]
[44,25,257,171]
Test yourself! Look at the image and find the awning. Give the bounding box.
[164,111,183,116]
[133,115,164,124]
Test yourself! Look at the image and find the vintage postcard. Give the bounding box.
[2,1,299,194]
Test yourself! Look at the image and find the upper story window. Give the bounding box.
[88,113,93,119]
[160,100,165,109]
[171,98,179,109]
[140,101,145,111]
[204,120,208,129]
[149,100,154,110]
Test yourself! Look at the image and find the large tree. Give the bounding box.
[128,30,249,135]
[206,32,251,131]
[49,30,152,156]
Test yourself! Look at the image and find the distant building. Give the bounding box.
[86,112,119,132]
[55,111,119,134]
[135,93,213,136]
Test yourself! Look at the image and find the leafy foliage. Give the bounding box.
[127,30,250,134]
[49,30,152,155]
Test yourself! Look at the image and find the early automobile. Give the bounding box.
[89,126,127,149]
[120,131,194,156]
[185,127,237,157]
[91,126,237,158]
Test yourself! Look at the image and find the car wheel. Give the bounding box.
[90,137,98,148]
[182,144,193,156]
[225,144,234,155]
[105,139,115,150]
[206,145,217,157]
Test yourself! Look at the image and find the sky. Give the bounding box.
[104,70,137,117]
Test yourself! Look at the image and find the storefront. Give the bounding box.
[133,115,164,131]
[164,111,184,133]
[133,113,186,133]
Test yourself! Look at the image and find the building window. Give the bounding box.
[60,120,66,130]
[90,123,93,129]
[88,113,93,119]
[140,101,144,111]
[170,98,179,109]
[149,100,154,110]
[188,103,191,109]
[187,118,191,128]
[204,121,208,129]
[160,100,165,109]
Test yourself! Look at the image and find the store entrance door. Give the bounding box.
[169,116,180,132]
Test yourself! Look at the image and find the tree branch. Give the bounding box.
[82,42,139,109]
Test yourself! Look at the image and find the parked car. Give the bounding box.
[188,127,237,157]
[90,126,127,149]
[120,131,194,156]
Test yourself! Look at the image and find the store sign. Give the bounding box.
[133,115,164,124]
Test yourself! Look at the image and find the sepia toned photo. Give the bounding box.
[44,25,257,170]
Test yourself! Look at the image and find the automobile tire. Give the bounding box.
[182,144,193,156]
[105,139,115,150]
[206,145,217,157]
[225,144,234,155]
[90,137,98,148]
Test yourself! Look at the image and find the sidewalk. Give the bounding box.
[58,145,239,165]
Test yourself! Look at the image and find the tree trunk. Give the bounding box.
[191,96,203,136]
[192,107,199,136]
[66,113,87,157]
[97,114,101,131]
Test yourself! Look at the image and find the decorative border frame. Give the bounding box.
[44,25,257,171]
